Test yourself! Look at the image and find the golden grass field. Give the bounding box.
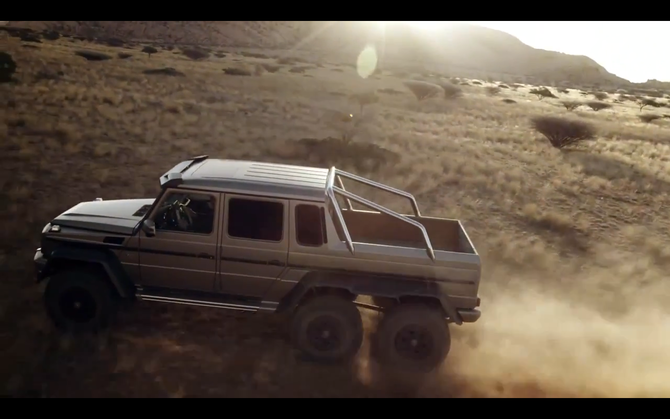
[2,30,670,398]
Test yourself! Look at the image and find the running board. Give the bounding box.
[136,287,278,313]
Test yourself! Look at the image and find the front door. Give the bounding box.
[138,189,220,293]
[218,194,289,299]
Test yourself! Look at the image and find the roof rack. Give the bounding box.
[325,167,436,262]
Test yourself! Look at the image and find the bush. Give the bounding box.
[181,49,209,60]
[639,114,662,123]
[277,56,300,65]
[404,80,443,101]
[529,87,558,100]
[561,101,581,111]
[74,50,112,61]
[261,64,281,73]
[349,91,380,114]
[585,101,612,111]
[639,98,662,112]
[502,99,516,104]
[531,115,596,149]
[42,31,60,41]
[485,86,501,96]
[438,82,463,99]
[0,52,17,83]
[142,46,158,58]
[223,67,251,76]
[591,92,608,100]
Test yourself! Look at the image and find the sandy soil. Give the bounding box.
[2,32,670,398]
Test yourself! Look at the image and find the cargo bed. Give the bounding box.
[325,168,478,262]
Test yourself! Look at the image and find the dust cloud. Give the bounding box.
[357,257,670,398]
[445,287,670,398]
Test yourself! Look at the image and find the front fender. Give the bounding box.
[38,247,134,298]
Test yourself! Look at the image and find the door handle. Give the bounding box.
[198,253,214,259]
[268,260,283,266]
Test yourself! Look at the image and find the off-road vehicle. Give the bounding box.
[34,156,482,372]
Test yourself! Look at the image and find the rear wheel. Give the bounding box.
[372,303,450,373]
[44,270,118,333]
[290,295,363,363]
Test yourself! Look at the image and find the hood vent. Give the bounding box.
[133,204,152,217]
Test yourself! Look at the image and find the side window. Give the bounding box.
[227,198,284,242]
[154,192,216,235]
[295,204,328,247]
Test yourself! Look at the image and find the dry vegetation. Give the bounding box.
[2,28,670,398]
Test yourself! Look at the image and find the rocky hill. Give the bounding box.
[7,21,631,86]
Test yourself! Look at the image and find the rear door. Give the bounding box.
[217,194,289,299]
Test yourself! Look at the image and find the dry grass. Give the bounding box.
[2,33,670,398]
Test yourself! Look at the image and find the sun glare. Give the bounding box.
[406,21,445,31]
[379,21,448,31]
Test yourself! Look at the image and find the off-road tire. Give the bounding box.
[290,295,363,363]
[44,270,118,333]
[372,303,450,373]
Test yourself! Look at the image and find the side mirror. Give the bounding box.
[142,219,156,237]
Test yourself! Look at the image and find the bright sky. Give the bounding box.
[405,21,669,83]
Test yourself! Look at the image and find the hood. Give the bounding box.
[52,198,156,235]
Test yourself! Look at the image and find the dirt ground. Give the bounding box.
[2,33,670,398]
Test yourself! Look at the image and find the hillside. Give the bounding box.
[7,21,629,86]
[2,23,670,398]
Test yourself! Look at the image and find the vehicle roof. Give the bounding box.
[175,159,330,201]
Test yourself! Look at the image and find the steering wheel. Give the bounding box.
[179,204,194,224]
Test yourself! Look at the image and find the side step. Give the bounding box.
[136,286,278,313]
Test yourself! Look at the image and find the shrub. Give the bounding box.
[104,38,125,47]
[485,86,501,96]
[74,50,112,61]
[0,52,17,83]
[591,92,608,100]
[350,91,380,114]
[438,82,463,99]
[557,88,569,94]
[240,52,269,59]
[498,84,510,89]
[181,49,209,60]
[142,46,158,58]
[530,87,557,100]
[639,114,662,123]
[277,56,300,65]
[289,66,309,74]
[261,64,281,73]
[531,115,596,149]
[562,101,581,111]
[117,52,132,59]
[639,98,662,112]
[42,30,60,41]
[471,80,482,85]
[502,99,516,104]
[404,80,443,101]
[586,101,612,111]
[223,67,251,76]
[143,67,185,77]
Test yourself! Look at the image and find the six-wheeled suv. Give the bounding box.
[34,156,482,372]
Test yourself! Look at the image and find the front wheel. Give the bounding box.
[290,295,363,363]
[44,270,118,333]
[372,303,451,373]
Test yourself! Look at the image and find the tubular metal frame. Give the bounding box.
[325,167,436,262]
